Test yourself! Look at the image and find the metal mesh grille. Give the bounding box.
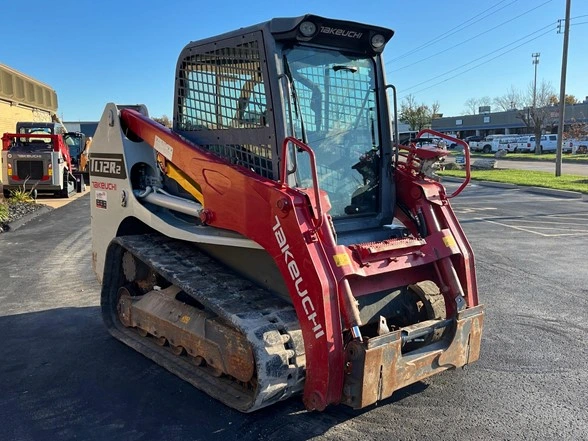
[176,38,275,180]
[204,144,273,178]
[177,41,267,131]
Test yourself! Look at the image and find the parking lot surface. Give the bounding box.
[0,188,586,441]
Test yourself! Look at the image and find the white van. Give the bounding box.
[514,135,535,153]
[516,134,558,153]
[564,137,588,154]
[471,134,511,153]
[496,136,519,153]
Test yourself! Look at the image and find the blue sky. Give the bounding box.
[1,0,586,121]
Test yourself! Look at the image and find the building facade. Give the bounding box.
[0,64,58,136]
[432,100,588,138]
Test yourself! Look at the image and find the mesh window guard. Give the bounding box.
[177,38,275,179]
[178,41,267,131]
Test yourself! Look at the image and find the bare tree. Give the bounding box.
[463,96,492,115]
[494,85,523,111]
[431,101,441,119]
[517,80,557,154]
[399,95,437,131]
[463,97,479,115]
[479,96,492,107]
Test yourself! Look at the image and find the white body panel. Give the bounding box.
[90,103,262,283]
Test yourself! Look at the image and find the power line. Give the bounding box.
[398,23,555,95]
[385,0,518,64]
[398,27,554,99]
[389,0,555,73]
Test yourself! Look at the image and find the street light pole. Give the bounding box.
[556,0,571,177]
[532,53,540,109]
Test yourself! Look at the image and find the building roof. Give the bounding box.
[432,102,588,132]
[0,64,58,112]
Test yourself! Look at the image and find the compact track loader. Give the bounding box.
[91,14,483,412]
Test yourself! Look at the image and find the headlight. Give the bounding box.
[371,34,386,49]
[299,21,317,37]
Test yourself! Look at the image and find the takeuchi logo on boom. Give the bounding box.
[273,215,325,340]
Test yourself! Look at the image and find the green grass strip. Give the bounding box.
[439,169,588,194]
[450,152,588,163]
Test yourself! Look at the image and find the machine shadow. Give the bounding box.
[0,306,429,441]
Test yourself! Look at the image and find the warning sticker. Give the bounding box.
[154,136,174,161]
[333,253,351,267]
[443,235,457,247]
[96,190,107,209]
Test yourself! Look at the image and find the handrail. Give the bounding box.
[415,129,471,198]
[280,137,324,229]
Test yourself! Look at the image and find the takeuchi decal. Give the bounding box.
[273,215,325,340]
[93,181,117,191]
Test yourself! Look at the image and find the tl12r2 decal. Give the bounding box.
[90,153,127,179]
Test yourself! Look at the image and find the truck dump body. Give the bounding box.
[91,14,483,412]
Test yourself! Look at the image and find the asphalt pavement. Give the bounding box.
[0,189,586,441]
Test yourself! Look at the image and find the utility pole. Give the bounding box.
[531,53,540,153]
[556,0,571,177]
[532,53,540,109]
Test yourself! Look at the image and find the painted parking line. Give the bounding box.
[475,217,588,237]
[456,207,588,237]
[453,207,498,214]
[506,219,587,226]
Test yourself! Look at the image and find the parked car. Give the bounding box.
[513,135,533,153]
[564,137,588,154]
[470,134,511,153]
[516,134,558,153]
[497,136,519,153]
[412,137,447,149]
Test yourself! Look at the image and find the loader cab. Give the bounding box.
[174,15,395,243]
[13,122,63,150]
[63,132,86,165]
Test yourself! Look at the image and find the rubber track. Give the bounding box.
[101,234,306,412]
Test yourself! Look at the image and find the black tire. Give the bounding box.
[75,174,85,193]
[59,172,74,198]
[482,145,491,153]
[407,281,448,344]
[408,281,447,320]
[3,189,10,199]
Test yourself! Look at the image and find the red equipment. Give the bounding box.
[90,15,483,413]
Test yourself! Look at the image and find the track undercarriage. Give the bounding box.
[101,233,474,412]
[101,234,306,412]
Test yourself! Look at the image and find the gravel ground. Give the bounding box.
[0,200,49,232]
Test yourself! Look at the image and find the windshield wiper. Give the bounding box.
[282,55,308,145]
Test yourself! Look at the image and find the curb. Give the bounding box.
[521,186,583,199]
[471,181,518,189]
[441,176,517,189]
[441,176,584,199]
[3,205,53,232]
